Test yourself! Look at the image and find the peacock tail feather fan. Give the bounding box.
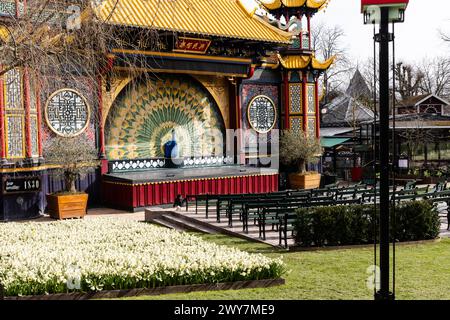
[105,74,225,160]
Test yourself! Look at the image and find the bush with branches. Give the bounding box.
[279,130,323,174]
[44,136,99,193]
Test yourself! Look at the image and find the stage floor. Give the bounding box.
[104,166,278,184]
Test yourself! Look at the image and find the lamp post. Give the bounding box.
[361,0,409,301]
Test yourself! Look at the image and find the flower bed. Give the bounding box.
[0,218,285,297]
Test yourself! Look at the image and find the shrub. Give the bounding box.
[295,200,440,247]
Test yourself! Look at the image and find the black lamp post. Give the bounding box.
[361,0,409,301]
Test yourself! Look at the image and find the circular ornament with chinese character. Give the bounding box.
[247,95,277,133]
[45,89,90,137]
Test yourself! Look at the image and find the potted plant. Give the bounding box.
[280,130,323,189]
[44,136,99,220]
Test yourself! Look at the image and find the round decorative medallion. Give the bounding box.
[247,95,277,133]
[45,89,90,137]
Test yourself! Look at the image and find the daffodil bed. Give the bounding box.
[0,218,285,297]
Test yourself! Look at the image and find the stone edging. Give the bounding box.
[2,278,285,300]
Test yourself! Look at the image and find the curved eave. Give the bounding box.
[311,56,335,70]
[259,0,283,10]
[306,0,328,10]
[259,0,328,10]
[278,54,334,70]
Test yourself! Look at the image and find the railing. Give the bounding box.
[108,156,235,174]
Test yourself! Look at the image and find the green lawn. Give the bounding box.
[124,234,450,300]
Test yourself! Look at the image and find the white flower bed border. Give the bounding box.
[0,218,284,296]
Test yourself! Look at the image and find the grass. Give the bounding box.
[123,233,450,300]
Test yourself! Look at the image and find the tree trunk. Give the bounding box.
[64,172,77,193]
[298,159,306,174]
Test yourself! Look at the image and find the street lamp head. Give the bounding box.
[361,0,409,24]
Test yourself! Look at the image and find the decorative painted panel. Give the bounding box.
[290,117,303,133]
[247,95,277,133]
[289,84,302,114]
[40,76,96,152]
[30,115,39,157]
[4,69,22,110]
[241,84,279,132]
[302,33,310,50]
[6,115,24,158]
[105,74,225,160]
[45,89,90,137]
[308,118,316,137]
[307,84,316,114]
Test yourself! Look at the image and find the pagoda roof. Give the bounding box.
[277,54,334,70]
[93,0,292,44]
[259,0,329,10]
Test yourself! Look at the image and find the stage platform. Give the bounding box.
[102,166,279,211]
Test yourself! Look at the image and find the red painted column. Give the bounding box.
[23,67,32,159]
[36,75,43,157]
[302,72,308,133]
[0,66,5,161]
[15,0,19,18]
[283,71,290,129]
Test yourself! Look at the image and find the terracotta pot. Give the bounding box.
[46,193,89,220]
[289,172,321,190]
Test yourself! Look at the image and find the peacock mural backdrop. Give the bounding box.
[105,74,226,160]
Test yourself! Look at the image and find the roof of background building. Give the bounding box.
[322,95,375,127]
[398,94,450,107]
[94,0,292,44]
[320,127,356,137]
[346,69,371,100]
[322,70,374,127]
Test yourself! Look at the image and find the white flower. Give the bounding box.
[0,217,284,296]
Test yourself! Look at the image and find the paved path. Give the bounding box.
[29,203,450,242]
[33,207,145,222]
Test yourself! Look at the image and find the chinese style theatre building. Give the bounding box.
[0,0,333,219]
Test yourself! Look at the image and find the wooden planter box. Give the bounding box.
[289,172,321,190]
[46,193,89,220]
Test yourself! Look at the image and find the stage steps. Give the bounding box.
[146,211,219,234]
[145,207,294,248]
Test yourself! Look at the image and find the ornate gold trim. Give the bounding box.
[44,88,91,138]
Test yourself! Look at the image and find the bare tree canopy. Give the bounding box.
[311,22,352,103]
[418,57,450,99]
